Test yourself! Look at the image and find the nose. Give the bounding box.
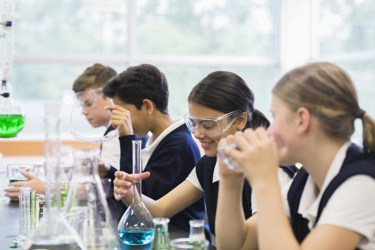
[81,106,89,115]
[193,127,205,139]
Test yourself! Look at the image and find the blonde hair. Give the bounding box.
[273,62,375,155]
[72,63,117,93]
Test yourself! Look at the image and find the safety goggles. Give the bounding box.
[75,88,103,107]
[184,110,242,137]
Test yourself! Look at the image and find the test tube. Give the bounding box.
[14,187,31,246]
[30,190,36,231]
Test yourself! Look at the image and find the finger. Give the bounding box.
[114,179,132,188]
[232,131,250,151]
[255,127,269,141]
[5,186,19,192]
[5,192,20,198]
[242,128,260,145]
[218,138,227,148]
[114,171,127,180]
[104,105,119,111]
[21,171,37,179]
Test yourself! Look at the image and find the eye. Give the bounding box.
[83,100,94,107]
[202,121,216,130]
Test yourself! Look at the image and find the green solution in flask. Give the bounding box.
[118,140,155,245]
[0,81,25,137]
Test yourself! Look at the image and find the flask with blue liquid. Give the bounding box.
[118,140,155,245]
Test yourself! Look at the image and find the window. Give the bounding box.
[10,0,278,138]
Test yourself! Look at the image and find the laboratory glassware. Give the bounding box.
[169,220,209,250]
[63,148,120,249]
[0,153,10,203]
[0,81,25,137]
[217,143,243,173]
[0,0,25,138]
[118,140,155,245]
[22,103,87,250]
[150,218,170,250]
[13,187,31,247]
[8,164,34,182]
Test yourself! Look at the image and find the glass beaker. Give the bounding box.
[22,103,87,250]
[63,148,120,249]
[217,143,243,173]
[118,140,155,245]
[169,238,209,250]
[151,218,170,250]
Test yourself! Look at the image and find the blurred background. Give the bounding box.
[9,0,375,140]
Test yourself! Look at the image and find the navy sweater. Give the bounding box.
[196,155,295,236]
[288,144,375,246]
[119,124,207,236]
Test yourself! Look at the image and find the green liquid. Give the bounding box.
[0,114,25,137]
[9,177,29,182]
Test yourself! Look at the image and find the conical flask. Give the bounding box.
[150,218,170,250]
[22,103,87,250]
[63,148,120,249]
[118,140,155,245]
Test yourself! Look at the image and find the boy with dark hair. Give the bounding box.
[102,64,207,235]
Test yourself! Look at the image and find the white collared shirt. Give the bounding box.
[141,119,186,171]
[187,158,292,214]
[100,123,120,169]
[282,141,375,249]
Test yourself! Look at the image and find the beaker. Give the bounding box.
[63,148,120,249]
[22,103,87,250]
[217,143,242,173]
[118,140,155,245]
[150,218,170,250]
[169,238,209,250]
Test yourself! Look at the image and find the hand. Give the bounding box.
[113,171,151,200]
[5,171,45,201]
[105,105,134,137]
[217,136,244,182]
[225,127,279,189]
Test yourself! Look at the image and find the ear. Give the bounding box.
[295,107,311,135]
[236,111,248,130]
[142,99,154,115]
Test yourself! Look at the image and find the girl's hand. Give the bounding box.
[104,105,134,137]
[217,136,244,181]
[113,171,150,200]
[225,127,279,189]
[5,171,45,201]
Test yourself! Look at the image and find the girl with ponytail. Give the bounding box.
[113,71,294,239]
[216,62,375,249]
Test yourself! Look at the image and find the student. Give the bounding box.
[215,62,375,249]
[112,70,294,240]
[101,64,206,235]
[5,63,126,201]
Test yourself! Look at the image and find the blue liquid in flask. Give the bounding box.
[118,229,154,245]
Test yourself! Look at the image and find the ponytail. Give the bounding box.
[361,113,375,155]
[246,109,270,130]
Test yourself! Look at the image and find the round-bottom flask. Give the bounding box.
[118,140,154,245]
[0,81,25,137]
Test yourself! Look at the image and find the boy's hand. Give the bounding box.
[5,171,45,201]
[105,105,134,137]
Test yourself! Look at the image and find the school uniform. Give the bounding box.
[100,124,120,169]
[285,142,375,249]
[119,119,207,236]
[187,155,293,236]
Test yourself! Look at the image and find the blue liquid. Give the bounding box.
[118,229,154,245]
